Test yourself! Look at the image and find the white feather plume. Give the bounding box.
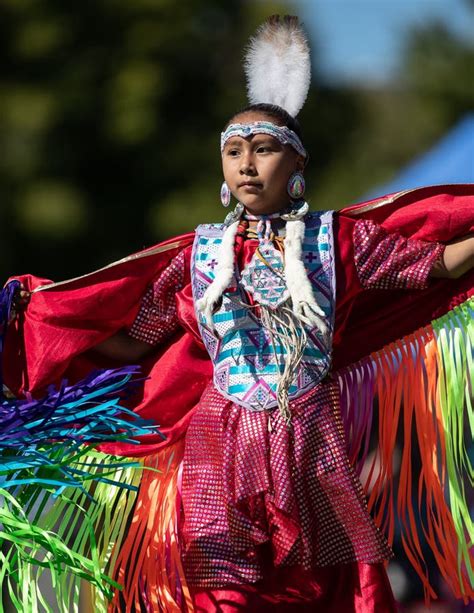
[244,15,311,117]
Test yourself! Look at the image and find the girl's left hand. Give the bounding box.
[431,234,474,279]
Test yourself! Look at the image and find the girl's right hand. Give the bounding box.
[10,284,31,322]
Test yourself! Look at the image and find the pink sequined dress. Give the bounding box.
[128,215,443,612]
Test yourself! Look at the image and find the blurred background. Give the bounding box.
[1,0,473,282]
[0,1,473,610]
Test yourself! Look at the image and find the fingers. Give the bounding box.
[18,289,31,306]
[14,284,31,308]
[9,284,31,322]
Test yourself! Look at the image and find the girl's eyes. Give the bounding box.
[225,145,274,156]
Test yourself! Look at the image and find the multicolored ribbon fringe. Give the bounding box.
[109,440,192,613]
[337,297,474,603]
[0,367,162,612]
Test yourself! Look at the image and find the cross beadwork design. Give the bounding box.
[240,244,289,308]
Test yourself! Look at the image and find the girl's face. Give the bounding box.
[221,111,305,216]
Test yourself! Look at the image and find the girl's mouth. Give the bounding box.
[239,182,263,189]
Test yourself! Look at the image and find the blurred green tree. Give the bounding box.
[0,0,288,280]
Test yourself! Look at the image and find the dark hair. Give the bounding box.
[227,103,304,141]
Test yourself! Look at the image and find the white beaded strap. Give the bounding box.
[195,220,240,330]
[284,218,328,335]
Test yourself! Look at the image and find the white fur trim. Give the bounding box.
[195,220,240,329]
[284,219,327,334]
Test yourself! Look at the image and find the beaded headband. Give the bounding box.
[220,121,307,158]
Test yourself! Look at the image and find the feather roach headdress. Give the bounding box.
[244,15,311,117]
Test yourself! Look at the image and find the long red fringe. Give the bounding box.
[109,439,193,612]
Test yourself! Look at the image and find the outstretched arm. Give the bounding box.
[11,287,155,362]
[11,250,188,365]
[353,220,474,291]
[93,331,154,362]
[430,234,474,280]
[94,249,188,361]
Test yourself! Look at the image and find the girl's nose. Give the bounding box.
[240,153,256,175]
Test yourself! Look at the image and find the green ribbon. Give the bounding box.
[432,297,474,593]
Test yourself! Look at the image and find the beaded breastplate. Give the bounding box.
[191,211,335,411]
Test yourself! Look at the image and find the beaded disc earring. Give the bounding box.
[287,171,305,200]
[220,181,232,207]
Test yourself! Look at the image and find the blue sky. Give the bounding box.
[294,0,474,83]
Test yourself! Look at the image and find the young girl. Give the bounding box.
[6,16,474,613]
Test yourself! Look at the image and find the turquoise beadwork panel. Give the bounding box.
[191,211,336,411]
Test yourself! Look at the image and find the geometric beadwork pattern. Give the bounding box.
[240,244,289,308]
[191,212,336,411]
